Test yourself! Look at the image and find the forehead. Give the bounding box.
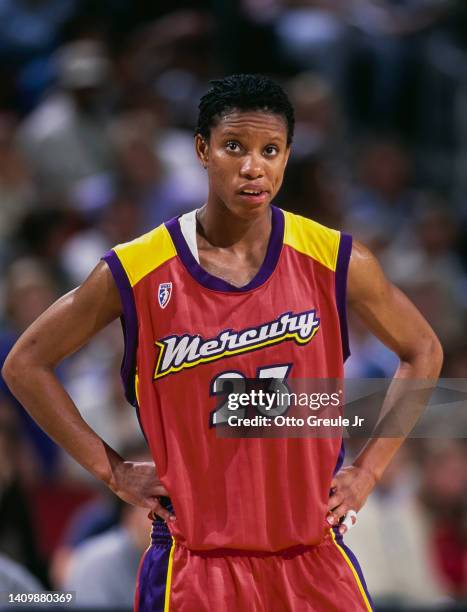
[211,110,288,142]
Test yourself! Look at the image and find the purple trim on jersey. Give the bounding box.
[333,441,345,476]
[335,233,352,362]
[102,250,138,405]
[333,528,374,611]
[136,543,173,612]
[102,250,148,441]
[165,205,284,292]
[333,234,352,479]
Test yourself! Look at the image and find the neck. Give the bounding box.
[196,203,272,249]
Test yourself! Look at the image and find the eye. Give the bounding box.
[264,145,279,157]
[225,141,240,152]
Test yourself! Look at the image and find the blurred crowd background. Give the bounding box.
[0,0,466,610]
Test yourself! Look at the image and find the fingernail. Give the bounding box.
[327,515,334,525]
[169,515,176,521]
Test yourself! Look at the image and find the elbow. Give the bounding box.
[402,332,443,378]
[431,335,444,375]
[2,348,28,393]
[2,352,18,391]
[3,343,54,395]
[423,333,444,377]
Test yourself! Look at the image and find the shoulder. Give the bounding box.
[282,209,348,272]
[348,240,386,303]
[105,222,177,288]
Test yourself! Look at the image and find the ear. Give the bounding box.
[195,134,209,168]
[284,145,291,167]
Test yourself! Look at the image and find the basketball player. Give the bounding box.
[3,75,443,611]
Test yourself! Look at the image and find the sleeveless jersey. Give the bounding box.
[103,206,352,552]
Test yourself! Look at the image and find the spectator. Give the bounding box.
[0,553,43,593]
[60,193,143,286]
[16,39,115,200]
[0,405,48,586]
[287,72,344,159]
[344,136,415,252]
[345,446,449,607]
[346,0,450,135]
[0,258,61,478]
[64,501,152,608]
[275,1,349,91]
[381,199,466,349]
[0,0,78,110]
[419,440,467,599]
[112,109,206,231]
[0,113,35,268]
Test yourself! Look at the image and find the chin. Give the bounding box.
[228,199,271,221]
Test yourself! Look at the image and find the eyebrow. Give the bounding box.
[221,131,285,143]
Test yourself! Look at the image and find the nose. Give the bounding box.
[239,153,264,179]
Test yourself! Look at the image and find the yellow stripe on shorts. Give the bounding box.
[329,528,372,611]
[164,537,176,612]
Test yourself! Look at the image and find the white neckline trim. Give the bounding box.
[179,209,199,263]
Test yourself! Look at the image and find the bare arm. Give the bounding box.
[2,262,173,520]
[328,240,443,531]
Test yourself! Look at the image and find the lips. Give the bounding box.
[240,188,263,196]
[238,184,269,196]
[238,190,269,205]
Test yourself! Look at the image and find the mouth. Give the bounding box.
[238,189,269,204]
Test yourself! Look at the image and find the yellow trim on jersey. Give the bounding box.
[113,224,177,288]
[164,537,176,612]
[329,528,372,611]
[135,372,140,406]
[283,210,340,271]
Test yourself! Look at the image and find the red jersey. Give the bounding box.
[103,206,351,552]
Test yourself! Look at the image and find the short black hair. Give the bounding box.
[196,74,295,145]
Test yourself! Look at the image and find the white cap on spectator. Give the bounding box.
[56,40,110,89]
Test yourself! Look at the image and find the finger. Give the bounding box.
[338,510,357,535]
[327,491,344,512]
[151,499,176,522]
[153,485,170,497]
[151,503,174,522]
[327,503,348,526]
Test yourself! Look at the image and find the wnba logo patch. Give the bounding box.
[158,282,172,309]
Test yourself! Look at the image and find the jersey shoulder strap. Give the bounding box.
[283,210,341,271]
[111,223,177,288]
